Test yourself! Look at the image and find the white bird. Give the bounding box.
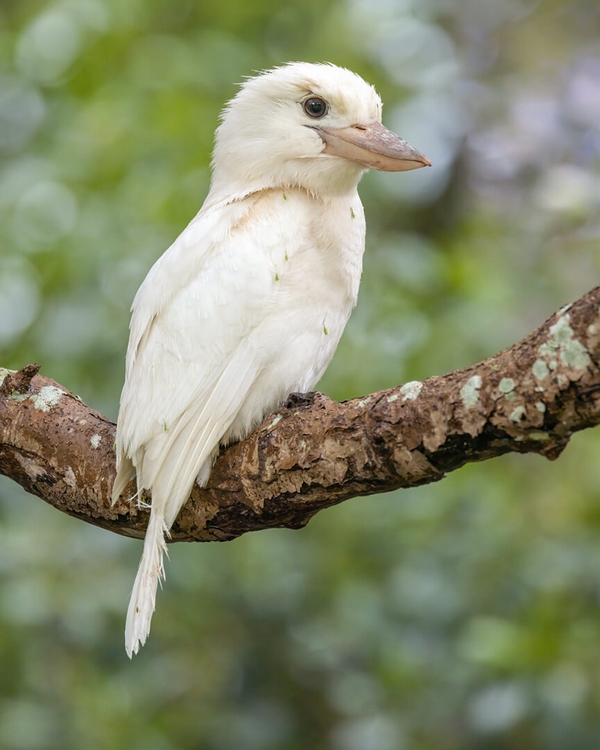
[112,61,430,657]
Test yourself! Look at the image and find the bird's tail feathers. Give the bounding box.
[125,510,169,658]
[123,338,260,656]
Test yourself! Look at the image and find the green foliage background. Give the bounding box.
[1,0,600,748]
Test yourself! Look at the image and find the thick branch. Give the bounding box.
[2,287,600,542]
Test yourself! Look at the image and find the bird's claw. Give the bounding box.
[285,391,315,408]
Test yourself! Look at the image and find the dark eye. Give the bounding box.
[303,97,327,118]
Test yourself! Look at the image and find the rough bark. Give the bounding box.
[1,287,600,543]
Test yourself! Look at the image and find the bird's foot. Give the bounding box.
[285,391,316,409]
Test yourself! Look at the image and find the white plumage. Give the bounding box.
[112,62,429,657]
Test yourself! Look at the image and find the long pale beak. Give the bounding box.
[313,121,431,172]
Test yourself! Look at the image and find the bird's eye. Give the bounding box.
[303,97,328,119]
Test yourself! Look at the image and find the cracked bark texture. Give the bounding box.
[1,286,600,543]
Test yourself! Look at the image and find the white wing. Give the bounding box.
[113,194,279,655]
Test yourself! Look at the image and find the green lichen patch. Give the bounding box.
[400,381,423,401]
[509,405,526,423]
[499,378,515,394]
[549,315,575,346]
[532,359,550,381]
[90,434,102,449]
[460,375,482,408]
[533,312,591,386]
[8,384,65,410]
[32,386,65,412]
[8,392,29,403]
[561,338,591,369]
[548,315,591,368]
[530,431,550,441]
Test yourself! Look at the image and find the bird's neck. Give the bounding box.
[206,158,366,208]
[203,182,358,215]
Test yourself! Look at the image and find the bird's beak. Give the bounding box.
[313,121,431,172]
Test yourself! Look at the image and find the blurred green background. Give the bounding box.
[1,0,600,748]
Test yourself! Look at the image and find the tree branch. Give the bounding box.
[2,287,600,543]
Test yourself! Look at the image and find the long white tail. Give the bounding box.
[119,339,260,656]
[125,512,169,658]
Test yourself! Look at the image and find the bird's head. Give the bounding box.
[210,62,430,200]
